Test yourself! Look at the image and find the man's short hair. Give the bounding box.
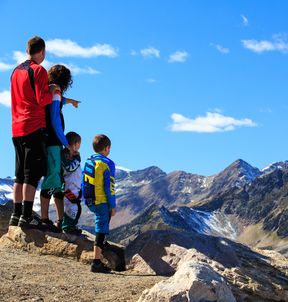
[93,134,111,153]
[26,36,45,55]
[66,132,81,145]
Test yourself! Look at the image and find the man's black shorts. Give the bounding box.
[12,128,47,188]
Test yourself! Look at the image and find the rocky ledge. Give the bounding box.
[0,227,287,302]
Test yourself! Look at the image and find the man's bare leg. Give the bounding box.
[23,183,36,201]
[13,183,23,203]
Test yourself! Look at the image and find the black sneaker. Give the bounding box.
[63,227,82,235]
[9,213,20,226]
[40,219,61,233]
[18,214,42,229]
[90,262,111,274]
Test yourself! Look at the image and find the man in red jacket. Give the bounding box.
[9,36,58,228]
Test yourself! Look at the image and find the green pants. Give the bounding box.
[41,146,62,191]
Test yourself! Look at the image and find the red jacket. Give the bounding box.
[11,60,52,137]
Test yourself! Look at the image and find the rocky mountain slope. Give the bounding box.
[192,167,288,251]
[1,159,288,255]
[109,159,288,255]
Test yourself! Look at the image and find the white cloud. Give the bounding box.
[130,49,138,56]
[140,47,160,58]
[13,51,27,64]
[241,15,249,26]
[170,112,257,133]
[41,59,55,70]
[11,51,99,75]
[168,51,189,63]
[242,34,288,53]
[212,108,223,113]
[146,78,156,83]
[259,107,272,113]
[43,60,100,75]
[210,43,230,54]
[0,90,11,107]
[0,62,14,71]
[46,39,118,58]
[63,63,100,75]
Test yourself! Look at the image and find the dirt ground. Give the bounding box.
[0,246,165,302]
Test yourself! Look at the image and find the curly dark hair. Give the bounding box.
[48,64,73,93]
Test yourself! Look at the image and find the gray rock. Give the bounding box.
[138,261,236,302]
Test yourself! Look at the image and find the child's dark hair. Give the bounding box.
[93,134,111,153]
[66,132,81,145]
[48,65,73,93]
[27,36,45,55]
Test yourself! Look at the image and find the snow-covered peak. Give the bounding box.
[116,166,132,173]
[231,159,261,180]
[261,161,288,174]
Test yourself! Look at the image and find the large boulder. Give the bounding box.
[125,230,240,275]
[127,230,288,302]
[138,261,236,302]
[0,226,125,271]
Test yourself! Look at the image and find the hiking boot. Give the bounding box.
[90,262,111,274]
[18,214,42,229]
[40,219,61,233]
[9,213,20,226]
[63,227,82,235]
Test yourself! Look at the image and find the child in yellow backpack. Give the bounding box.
[82,134,116,273]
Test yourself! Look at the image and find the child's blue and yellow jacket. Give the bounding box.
[82,153,116,210]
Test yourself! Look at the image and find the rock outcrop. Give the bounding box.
[1,226,287,301]
[126,230,288,302]
[0,226,125,271]
[138,260,236,302]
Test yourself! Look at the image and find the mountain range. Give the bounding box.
[1,159,288,255]
[109,159,288,255]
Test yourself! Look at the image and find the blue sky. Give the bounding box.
[1,0,288,177]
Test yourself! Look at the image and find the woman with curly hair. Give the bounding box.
[40,65,80,232]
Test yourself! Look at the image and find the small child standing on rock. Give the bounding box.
[61,132,82,235]
[82,134,116,273]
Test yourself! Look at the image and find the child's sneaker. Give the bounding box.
[90,261,111,273]
[9,213,20,226]
[56,219,63,231]
[63,227,82,235]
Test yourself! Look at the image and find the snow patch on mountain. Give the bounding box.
[0,179,49,212]
[160,206,239,240]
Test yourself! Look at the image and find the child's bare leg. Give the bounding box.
[40,195,50,220]
[94,245,102,260]
[93,233,105,260]
[54,197,64,221]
